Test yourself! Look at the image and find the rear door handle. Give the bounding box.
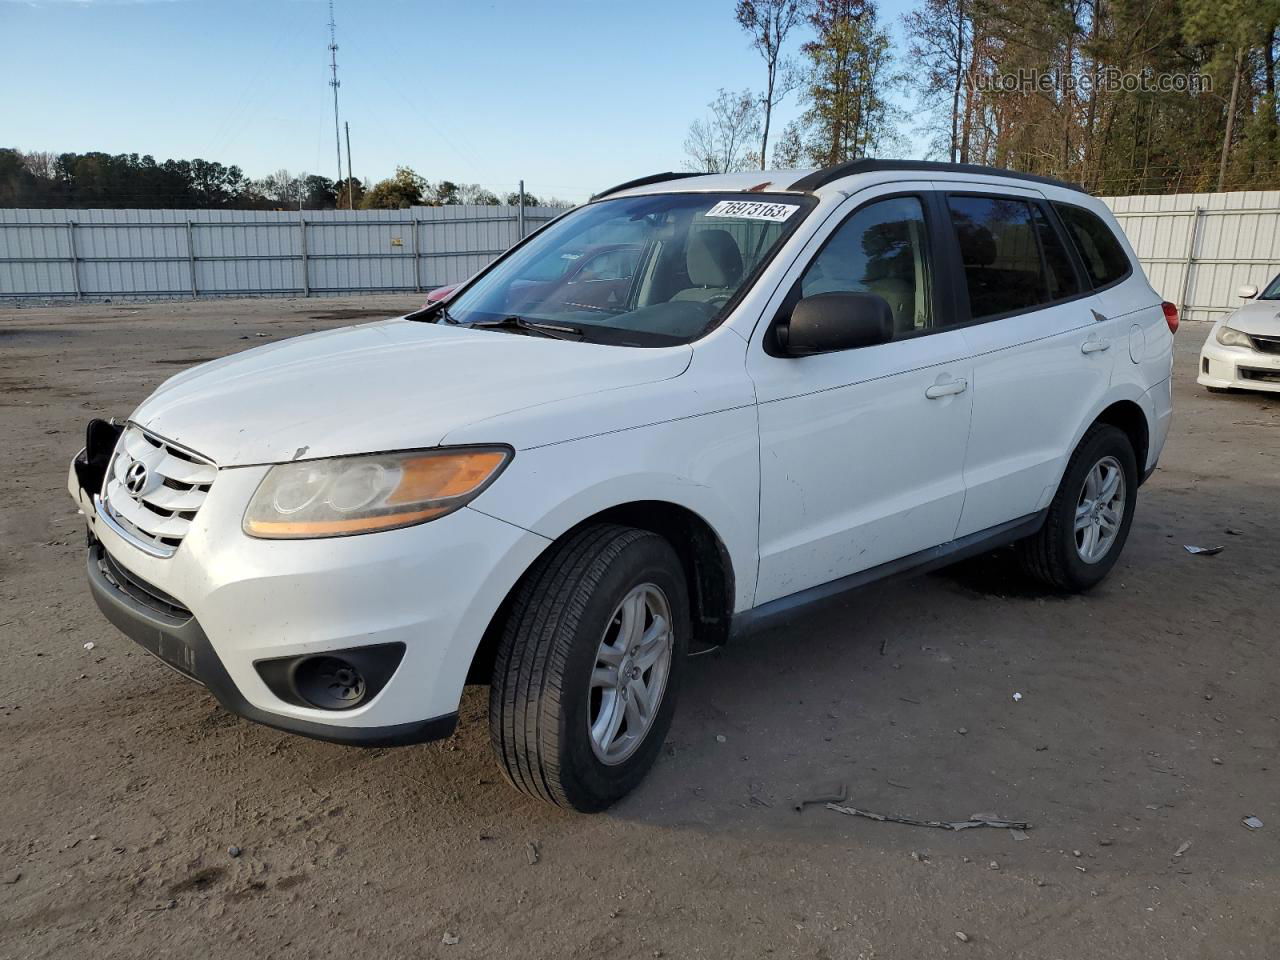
[1081,339,1111,354]
[925,378,968,399]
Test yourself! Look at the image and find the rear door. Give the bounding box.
[944,185,1119,538]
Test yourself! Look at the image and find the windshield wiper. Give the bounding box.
[469,316,584,341]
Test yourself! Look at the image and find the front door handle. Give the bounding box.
[1081,339,1111,354]
[925,378,968,399]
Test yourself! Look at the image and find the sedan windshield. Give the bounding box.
[1261,273,1280,299]
[424,192,815,346]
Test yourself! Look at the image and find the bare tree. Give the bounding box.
[736,0,808,168]
[683,89,763,173]
[903,0,971,160]
[255,168,303,206]
[20,150,58,180]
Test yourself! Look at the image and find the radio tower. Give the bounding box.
[328,0,344,197]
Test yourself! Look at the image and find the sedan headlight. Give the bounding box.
[243,447,511,539]
[1216,325,1254,348]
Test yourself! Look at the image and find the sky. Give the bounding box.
[2,0,924,204]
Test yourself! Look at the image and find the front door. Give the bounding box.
[747,188,974,606]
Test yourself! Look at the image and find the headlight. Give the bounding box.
[243,447,511,539]
[1216,325,1253,348]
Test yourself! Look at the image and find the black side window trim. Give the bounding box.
[765,190,958,356]
[1050,200,1134,294]
[942,191,1103,327]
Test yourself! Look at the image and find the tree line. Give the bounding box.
[7,0,1278,206]
[687,0,1280,194]
[0,149,556,210]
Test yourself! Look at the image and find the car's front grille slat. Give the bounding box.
[1249,333,1280,355]
[99,425,215,558]
[97,548,193,624]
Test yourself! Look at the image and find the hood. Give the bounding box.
[133,318,692,465]
[1225,298,1280,336]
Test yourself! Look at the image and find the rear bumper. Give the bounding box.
[86,543,457,747]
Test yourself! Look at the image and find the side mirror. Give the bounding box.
[1239,284,1259,299]
[779,292,894,356]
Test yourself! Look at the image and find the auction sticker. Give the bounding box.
[704,200,799,222]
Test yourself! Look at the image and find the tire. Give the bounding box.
[488,524,689,811]
[1018,424,1138,593]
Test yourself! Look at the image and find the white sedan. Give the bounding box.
[1198,276,1280,393]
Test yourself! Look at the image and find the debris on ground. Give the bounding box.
[1173,840,1192,857]
[1012,692,1023,702]
[1225,528,1243,535]
[793,782,847,812]
[1011,829,1029,841]
[1242,816,1264,830]
[228,845,242,858]
[1184,544,1225,556]
[525,841,540,864]
[442,932,460,945]
[825,804,1030,832]
[83,641,94,651]
[715,734,726,743]
[955,931,970,943]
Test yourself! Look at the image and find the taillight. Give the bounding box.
[1161,301,1179,334]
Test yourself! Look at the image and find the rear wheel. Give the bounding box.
[1018,424,1138,592]
[489,524,689,811]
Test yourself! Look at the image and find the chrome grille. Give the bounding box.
[98,425,217,557]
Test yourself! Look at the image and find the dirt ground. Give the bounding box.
[1,296,1276,960]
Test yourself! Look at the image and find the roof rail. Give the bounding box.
[591,171,705,201]
[789,159,1087,195]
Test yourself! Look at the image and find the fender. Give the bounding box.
[468,408,761,612]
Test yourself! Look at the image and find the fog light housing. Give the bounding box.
[255,642,405,712]
[294,656,366,709]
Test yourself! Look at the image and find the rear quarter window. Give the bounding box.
[1053,203,1132,289]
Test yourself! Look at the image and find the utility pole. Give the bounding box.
[517,179,526,238]
[345,121,354,209]
[328,0,344,201]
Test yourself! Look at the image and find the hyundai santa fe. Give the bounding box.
[71,159,1176,811]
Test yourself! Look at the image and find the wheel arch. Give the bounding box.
[1093,398,1150,477]
[465,500,736,686]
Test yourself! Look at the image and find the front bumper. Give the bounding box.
[86,543,458,746]
[72,442,552,745]
[1198,337,1280,392]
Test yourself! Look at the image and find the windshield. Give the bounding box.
[425,192,815,345]
[1261,273,1280,299]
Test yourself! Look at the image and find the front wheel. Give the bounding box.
[1018,424,1138,592]
[489,524,689,811]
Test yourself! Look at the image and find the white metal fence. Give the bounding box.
[0,204,563,302]
[1102,191,1280,323]
[3,193,1277,315]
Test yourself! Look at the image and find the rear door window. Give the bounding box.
[947,196,1047,319]
[1052,203,1132,289]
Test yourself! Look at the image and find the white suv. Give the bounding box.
[70,161,1175,811]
